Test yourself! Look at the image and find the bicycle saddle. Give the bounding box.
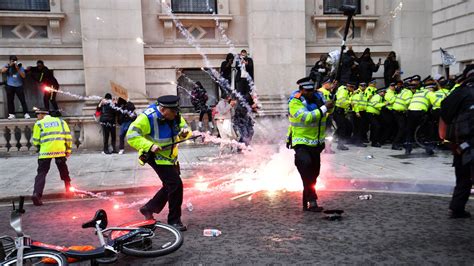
[82,209,108,230]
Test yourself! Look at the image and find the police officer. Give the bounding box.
[381,82,397,144]
[127,95,191,231]
[318,77,336,154]
[405,78,433,155]
[366,88,387,147]
[31,108,73,206]
[287,77,334,212]
[440,65,474,218]
[392,78,414,150]
[334,82,355,150]
[351,82,368,147]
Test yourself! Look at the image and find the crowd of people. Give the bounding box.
[1,55,61,119]
[186,49,258,148]
[309,48,457,156]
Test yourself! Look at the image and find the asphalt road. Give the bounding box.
[0,190,473,265]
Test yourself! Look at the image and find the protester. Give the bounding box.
[1,55,29,119]
[220,53,234,98]
[191,81,214,132]
[439,64,474,218]
[235,49,254,95]
[27,60,60,113]
[358,48,381,84]
[384,51,400,87]
[98,93,118,154]
[214,95,236,141]
[117,98,136,154]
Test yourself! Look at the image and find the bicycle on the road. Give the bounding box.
[0,196,183,265]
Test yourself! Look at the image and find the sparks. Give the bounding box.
[113,204,120,210]
[69,186,76,193]
[136,37,145,44]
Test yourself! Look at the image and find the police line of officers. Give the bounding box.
[318,75,455,155]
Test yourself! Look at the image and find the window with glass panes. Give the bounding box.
[323,0,361,15]
[0,0,50,11]
[171,0,217,14]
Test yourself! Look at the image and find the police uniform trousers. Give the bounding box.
[405,110,426,148]
[353,111,368,144]
[34,157,70,197]
[381,108,396,144]
[145,158,183,224]
[430,109,441,144]
[393,111,407,147]
[294,144,324,207]
[367,113,382,145]
[449,155,474,212]
[333,107,351,143]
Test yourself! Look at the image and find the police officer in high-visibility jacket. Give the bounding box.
[318,77,336,154]
[127,95,191,231]
[287,77,334,212]
[31,108,73,206]
[381,82,397,144]
[366,88,388,147]
[351,82,369,147]
[391,79,415,150]
[428,77,450,144]
[333,82,355,150]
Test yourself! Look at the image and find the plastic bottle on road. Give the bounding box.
[186,202,194,212]
[203,229,222,237]
[358,194,373,200]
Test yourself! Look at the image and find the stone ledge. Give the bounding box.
[0,11,65,19]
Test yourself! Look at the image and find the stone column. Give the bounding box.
[246,0,306,115]
[79,0,147,148]
[391,1,433,78]
[79,0,147,99]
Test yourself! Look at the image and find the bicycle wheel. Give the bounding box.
[121,222,183,258]
[2,250,68,265]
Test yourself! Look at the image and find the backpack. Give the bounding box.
[443,83,474,144]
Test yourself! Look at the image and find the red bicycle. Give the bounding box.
[0,197,183,265]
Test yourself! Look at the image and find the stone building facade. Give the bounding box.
[0,0,472,148]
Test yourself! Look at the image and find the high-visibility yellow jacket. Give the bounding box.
[408,88,431,112]
[366,94,385,115]
[365,86,377,100]
[287,90,327,147]
[127,104,191,165]
[318,87,331,101]
[335,85,351,110]
[428,88,449,110]
[384,89,397,110]
[351,89,367,112]
[450,83,461,92]
[392,88,413,112]
[32,115,72,159]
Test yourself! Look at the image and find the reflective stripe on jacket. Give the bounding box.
[287,90,327,147]
[32,115,72,159]
[335,86,351,110]
[366,94,385,115]
[408,89,431,112]
[126,104,191,165]
[384,89,397,110]
[392,88,413,112]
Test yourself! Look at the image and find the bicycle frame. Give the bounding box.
[1,197,160,264]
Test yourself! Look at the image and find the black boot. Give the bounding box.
[305,201,323,212]
[139,206,154,220]
[31,193,43,206]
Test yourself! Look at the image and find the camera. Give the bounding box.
[339,5,357,16]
